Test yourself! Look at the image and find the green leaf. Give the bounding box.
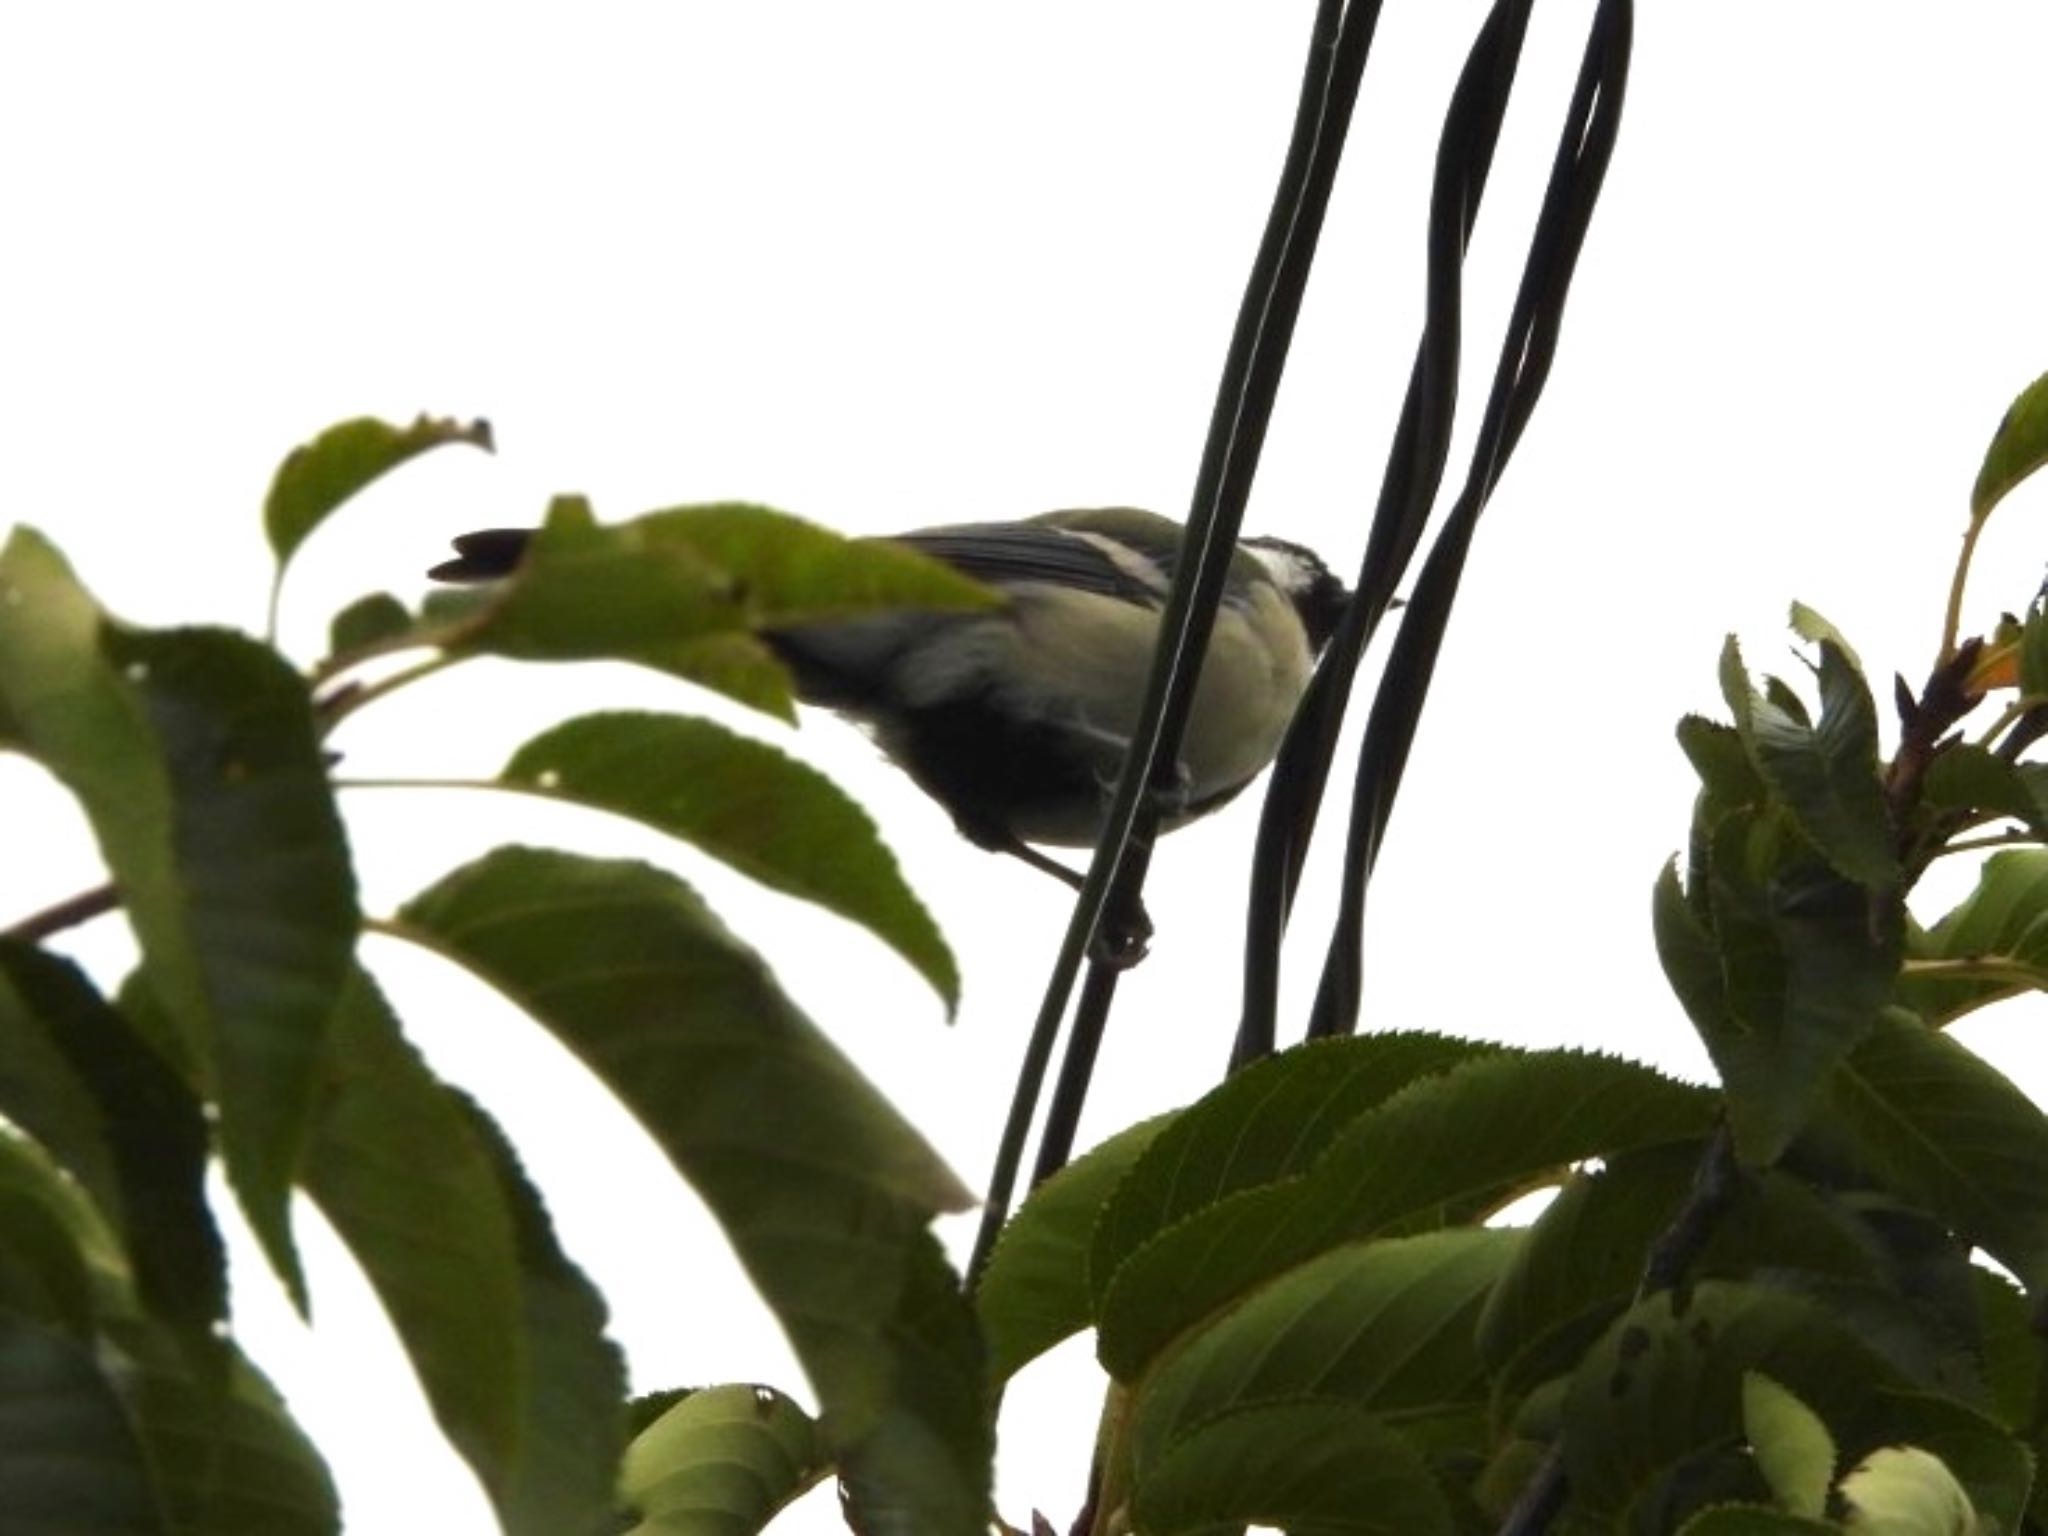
[1840,1446,1978,1535]
[2021,606,2048,699]
[264,414,492,571]
[1130,1399,1455,1536]
[0,531,358,1307]
[1791,602,1866,678]
[1095,1048,1710,1382]
[437,496,791,718]
[618,1384,829,1535]
[975,1114,1172,1387]
[0,948,126,1233]
[1920,744,2048,843]
[325,591,416,659]
[112,1319,339,1536]
[1972,369,2048,522]
[1676,1509,1843,1535]
[503,711,959,1014]
[394,848,981,1525]
[1897,849,2048,1025]
[1864,1391,2033,1535]
[0,1316,164,1534]
[1676,808,1898,1165]
[102,624,357,1305]
[448,1094,630,1535]
[301,969,624,1536]
[1817,1014,2048,1294]
[1720,636,1899,889]
[1562,1283,1906,1529]
[0,943,224,1346]
[834,1232,991,1536]
[0,1130,110,1335]
[1090,1032,1493,1306]
[626,503,1000,626]
[1478,1145,1883,1417]
[1744,1373,1837,1519]
[1970,1267,2038,1432]
[1129,1229,1516,1475]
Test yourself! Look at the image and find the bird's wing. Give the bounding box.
[889,523,1163,605]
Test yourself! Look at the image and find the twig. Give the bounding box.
[6,883,119,944]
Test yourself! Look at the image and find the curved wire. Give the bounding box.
[1308,0,1636,1039]
[967,0,1381,1282]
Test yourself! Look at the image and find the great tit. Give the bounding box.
[431,508,1348,903]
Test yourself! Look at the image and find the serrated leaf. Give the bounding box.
[503,711,959,1014]
[976,1115,1172,1386]
[1745,1373,1837,1519]
[0,1130,109,1335]
[0,532,357,1307]
[325,591,415,659]
[1972,370,2048,522]
[1563,1283,1906,1528]
[1920,744,2048,843]
[111,1318,339,1536]
[1817,1015,2048,1295]
[617,1384,828,1535]
[1129,1229,1515,1477]
[2020,607,2048,699]
[0,944,223,1346]
[1720,635,1899,889]
[0,1315,164,1534]
[264,414,492,570]
[834,1232,991,1536]
[1676,1509,1843,1534]
[1090,1033,1493,1307]
[1095,1049,1710,1381]
[1683,808,1898,1165]
[1478,1145,1884,1417]
[300,970,621,1536]
[1970,1268,2038,1433]
[1897,849,2048,1025]
[395,848,981,1527]
[627,504,1000,626]
[1791,602,1866,678]
[437,497,792,718]
[1841,1446,1978,1535]
[1133,1398,1454,1536]
[449,1095,629,1535]
[1864,1391,2033,1535]
[0,948,126,1232]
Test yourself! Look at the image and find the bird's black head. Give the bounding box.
[1243,536,1350,652]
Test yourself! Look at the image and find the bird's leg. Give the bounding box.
[960,821,1153,968]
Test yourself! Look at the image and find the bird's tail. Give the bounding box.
[426,528,533,583]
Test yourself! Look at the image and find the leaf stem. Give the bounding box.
[1941,513,1987,663]
[315,653,460,735]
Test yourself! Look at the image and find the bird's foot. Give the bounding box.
[1087,892,1153,969]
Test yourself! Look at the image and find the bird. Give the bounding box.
[431,508,1349,955]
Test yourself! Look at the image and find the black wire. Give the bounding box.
[1237,0,1535,1067]
[1309,0,1635,1040]
[1020,0,1396,1195]
[967,0,1368,1284]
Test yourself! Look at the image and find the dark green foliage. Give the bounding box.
[19,383,2048,1535]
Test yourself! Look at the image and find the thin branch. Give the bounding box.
[5,883,119,944]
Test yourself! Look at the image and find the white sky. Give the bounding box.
[6,5,2048,1532]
